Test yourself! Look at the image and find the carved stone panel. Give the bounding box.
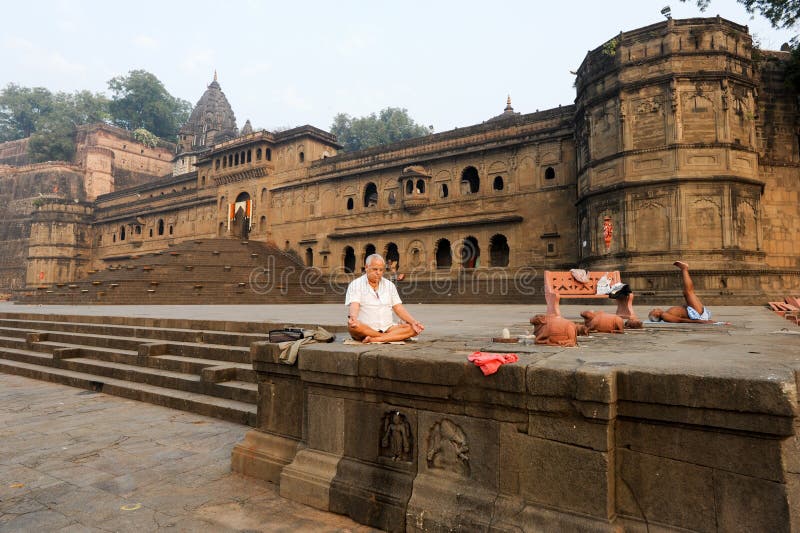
[735,198,758,251]
[425,419,470,477]
[688,196,723,249]
[631,95,666,150]
[632,198,670,252]
[380,411,413,462]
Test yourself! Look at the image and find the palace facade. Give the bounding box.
[5,17,800,302]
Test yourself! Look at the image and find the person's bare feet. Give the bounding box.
[673,260,689,270]
[362,336,373,344]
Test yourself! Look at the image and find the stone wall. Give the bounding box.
[233,339,799,532]
[0,138,29,166]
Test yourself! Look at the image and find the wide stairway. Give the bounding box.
[0,312,281,426]
[18,238,343,305]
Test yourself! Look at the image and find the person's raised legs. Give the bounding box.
[674,261,705,314]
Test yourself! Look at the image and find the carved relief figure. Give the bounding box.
[426,419,470,477]
[381,411,412,462]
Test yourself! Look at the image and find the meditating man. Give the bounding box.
[346,254,424,343]
[648,261,714,324]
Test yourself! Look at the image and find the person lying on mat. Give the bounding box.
[346,254,424,343]
[648,261,714,324]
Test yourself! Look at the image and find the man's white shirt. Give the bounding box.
[345,275,402,331]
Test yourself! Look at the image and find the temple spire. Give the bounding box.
[504,95,514,113]
[213,70,218,82]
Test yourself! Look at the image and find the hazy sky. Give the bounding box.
[2,1,796,134]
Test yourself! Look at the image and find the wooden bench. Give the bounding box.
[543,270,636,318]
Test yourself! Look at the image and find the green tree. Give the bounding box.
[684,0,800,29]
[26,90,109,162]
[107,70,191,140]
[0,84,55,141]
[330,107,432,152]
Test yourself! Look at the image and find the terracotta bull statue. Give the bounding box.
[530,314,578,347]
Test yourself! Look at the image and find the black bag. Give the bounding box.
[269,328,305,343]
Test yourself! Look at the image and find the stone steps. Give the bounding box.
[0,313,266,425]
[0,358,256,425]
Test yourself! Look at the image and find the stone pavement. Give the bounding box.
[0,373,379,533]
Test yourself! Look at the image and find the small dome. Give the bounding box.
[179,72,238,152]
[241,119,253,135]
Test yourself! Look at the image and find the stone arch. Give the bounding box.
[435,238,452,269]
[385,242,400,270]
[460,236,480,268]
[364,182,378,207]
[489,234,510,267]
[460,167,480,194]
[363,243,377,267]
[343,246,356,274]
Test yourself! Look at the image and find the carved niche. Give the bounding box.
[425,419,470,477]
[380,411,413,462]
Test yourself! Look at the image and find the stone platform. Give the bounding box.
[1,302,799,531]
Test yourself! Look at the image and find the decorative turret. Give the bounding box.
[177,73,238,155]
[487,95,520,122]
[174,73,238,175]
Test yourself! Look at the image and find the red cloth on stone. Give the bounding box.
[468,351,519,376]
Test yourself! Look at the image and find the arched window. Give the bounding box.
[149,228,153,237]
[416,179,425,194]
[259,215,267,232]
[489,234,510,267]
[215,159,220,170]
[493,176,504,191]
[261,188,267,203]
[388,191,397,205]
[440,183,449,198]
[135,225,142,235]
[256,148,262,160]
[299,151,305,163]
[222,157,227,169]
[218,222,226,236]
[266,148,272,161]
[545,167,556,180]
[235,153,240,166]
[305,247,314,267]
[461,236,480,269]
[343,246,356,273]
[346,198,354,211]
[363,182,378,207]
[157,219,164,236]
[201,176,206,187]
[112,234,116,243]
[405,180,414,195]
[461,167,480,194]
[435,239,452,269]
[120,226,126,241]
[363,244,376,267]
[169,225,174,235]
[385,242,400,270]
[220,196,227,211]
[247,150,252,163]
